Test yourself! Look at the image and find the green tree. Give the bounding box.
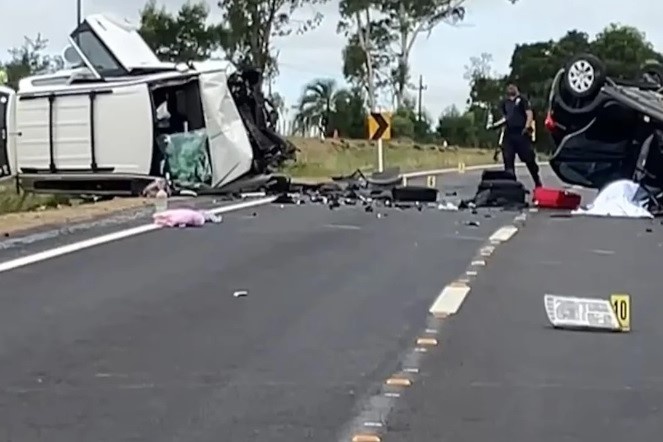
[139,0,224,62]
[436,105,477,146]
[391,95,432,141]
[465,52,507,109]
[590,24,663,78]
[1,35,63,90]
[376,0,467,109]
[217,0,329,87]
[293,78,348,135]
[339,0,518,109]
[338,0,388,109]
[332,86,368,138]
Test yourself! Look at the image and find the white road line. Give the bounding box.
[0,196,276,274]
[489,225,518,243]
[400,161,549,179]
[323,224,361,230]
[429,284,471,316]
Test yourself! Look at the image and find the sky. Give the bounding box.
[2,0,663,120]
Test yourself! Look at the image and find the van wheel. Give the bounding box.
[562,54,606,99]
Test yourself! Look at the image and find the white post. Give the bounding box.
[377,138,384,172]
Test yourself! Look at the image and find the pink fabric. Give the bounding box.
[153,209,206,227]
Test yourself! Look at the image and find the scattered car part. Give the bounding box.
[544,294,621,331]
[391,185,438,203]
[481,170,515,181]
[475,179,527,207]
[532,187,581,210]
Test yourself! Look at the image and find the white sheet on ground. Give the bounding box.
[572,179,653,218]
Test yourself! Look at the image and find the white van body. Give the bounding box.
[8,14,255,195]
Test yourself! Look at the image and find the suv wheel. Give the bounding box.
[563,54,606,99]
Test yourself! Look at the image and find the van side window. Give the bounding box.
[73,29,127,77]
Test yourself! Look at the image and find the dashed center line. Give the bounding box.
[341,213,527,441]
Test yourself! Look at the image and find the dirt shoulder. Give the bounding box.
[0,198,152,236]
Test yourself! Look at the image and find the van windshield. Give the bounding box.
[71,28,127,77]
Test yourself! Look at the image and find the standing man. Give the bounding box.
[497,84,542,187]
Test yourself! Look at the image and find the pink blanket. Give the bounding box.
[153,209,206,227]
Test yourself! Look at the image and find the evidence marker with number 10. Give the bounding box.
[610,293,631,332]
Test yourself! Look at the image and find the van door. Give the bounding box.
[68,14,165,78]
[0,90,11,178]
[198,71,253,187]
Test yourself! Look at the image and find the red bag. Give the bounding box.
[533,187,581,210]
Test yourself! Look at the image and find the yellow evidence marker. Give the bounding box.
[610,293,630,331]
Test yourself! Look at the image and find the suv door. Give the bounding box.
[0,90,10,178]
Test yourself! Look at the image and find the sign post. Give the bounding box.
[378,139,384,172]
[367,112,391,172]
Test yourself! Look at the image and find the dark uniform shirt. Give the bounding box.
[500,95,531,134]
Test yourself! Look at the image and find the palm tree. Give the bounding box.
[294,78,349,137]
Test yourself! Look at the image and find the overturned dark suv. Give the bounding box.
[545,53,663,207]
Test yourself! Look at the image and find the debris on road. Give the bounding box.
[544,293,630,332]
[233,290,248,298]
[152,209,222,227]
[571,179,653,218]
[532,186,581,210]
[256,166,541,219]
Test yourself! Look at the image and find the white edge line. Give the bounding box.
[401,161,548,179]
[489,225,518,243]
[429,284,471,316]
[0,196,277,274]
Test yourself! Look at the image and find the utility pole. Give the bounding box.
[417,75,427,122]
[77,0,82,26]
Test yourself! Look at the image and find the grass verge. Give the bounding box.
[281,137,497,180]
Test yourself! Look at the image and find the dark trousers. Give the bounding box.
[502,132,541,186]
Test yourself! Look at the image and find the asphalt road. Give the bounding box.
[5,165,652,442]
[387,212,663,441]
[0,168,517,442]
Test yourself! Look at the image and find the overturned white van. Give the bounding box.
[4,14,293,195]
